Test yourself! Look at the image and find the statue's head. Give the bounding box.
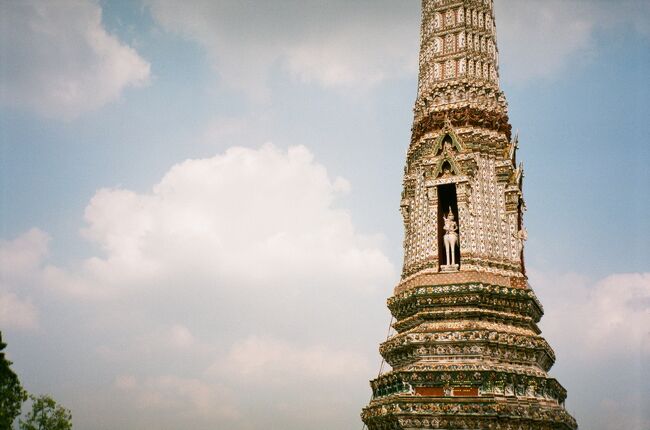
[448,207,454,220]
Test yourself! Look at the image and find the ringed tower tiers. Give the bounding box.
[361,1,578,429]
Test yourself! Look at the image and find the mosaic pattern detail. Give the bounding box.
[463,155,521,266]
[402,173,438,274]
[418,0,499,106]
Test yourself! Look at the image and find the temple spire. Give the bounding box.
[418,0,500,93]
[362,1,578,429]
[413,0,509,137]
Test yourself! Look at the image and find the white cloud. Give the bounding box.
[145,0,419,99]
[1,143,392,428]
[5,191,648,428]
[1,141,646,429]
[0,0,150,120]
[3,0,645,120]
[46,143,392,298]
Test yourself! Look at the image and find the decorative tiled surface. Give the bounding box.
[401,126,524,278]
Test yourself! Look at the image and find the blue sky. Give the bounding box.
[1,1,649,429]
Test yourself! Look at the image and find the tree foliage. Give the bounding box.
[19,395,72,430]
[0,331,27,429]
[0,332,72,429]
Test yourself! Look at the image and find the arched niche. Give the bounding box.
[432,131,463,156]
[432,156,462,178]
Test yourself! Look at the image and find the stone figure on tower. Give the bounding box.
[442,208,458,268]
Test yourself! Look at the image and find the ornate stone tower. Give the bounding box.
[361,1,578,429]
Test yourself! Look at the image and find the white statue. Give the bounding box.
[443,207,458,267]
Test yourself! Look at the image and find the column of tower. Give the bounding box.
[362,1,578,429]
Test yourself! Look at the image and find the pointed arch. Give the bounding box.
[432,130,463,156]
[432,156,462,178]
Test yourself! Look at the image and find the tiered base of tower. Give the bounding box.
[361,271,577,430]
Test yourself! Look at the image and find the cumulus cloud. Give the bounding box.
[0,0,150,120]
[1,144,393,429]
[4,113,644,429]
[145,0,419,99]
[3,146,647,428]
[46,144,392,298]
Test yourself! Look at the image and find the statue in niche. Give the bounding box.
[442,207,459,269]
